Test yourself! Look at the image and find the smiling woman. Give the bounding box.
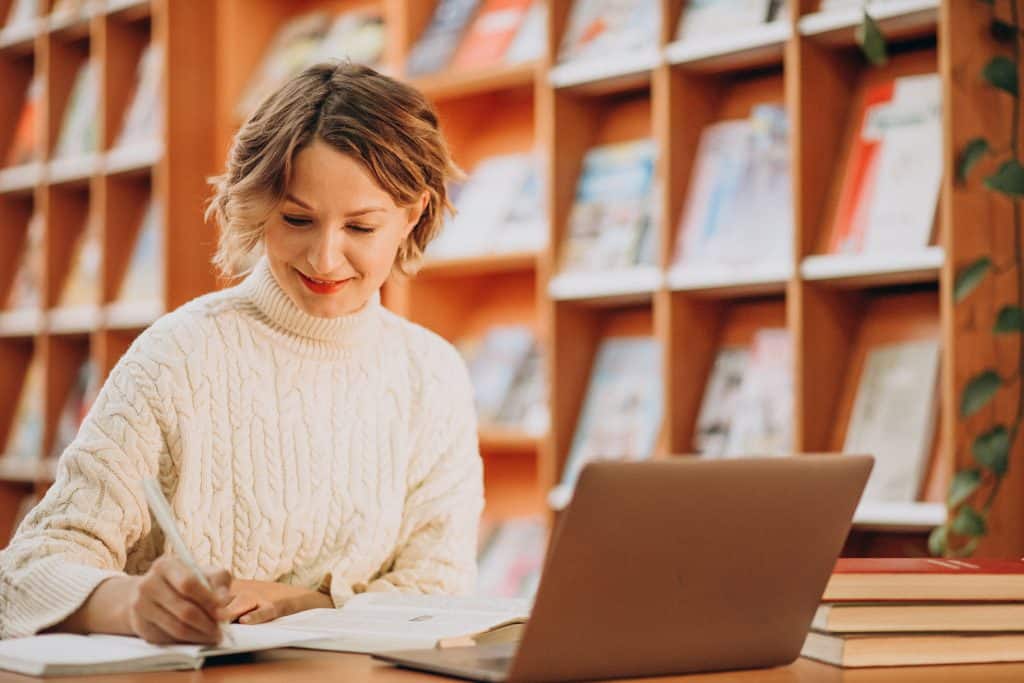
[0,63,483,645]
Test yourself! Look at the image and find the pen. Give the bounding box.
[141,477,235,647]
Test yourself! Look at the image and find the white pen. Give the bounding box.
[142,478,235,648]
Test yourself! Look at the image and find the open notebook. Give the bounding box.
[0,594,530,677]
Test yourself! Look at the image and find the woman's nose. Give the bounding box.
[307,227,345,275]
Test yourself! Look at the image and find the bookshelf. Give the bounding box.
[1,0,1022,561]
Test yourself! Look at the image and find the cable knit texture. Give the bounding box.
[0,257,484,638]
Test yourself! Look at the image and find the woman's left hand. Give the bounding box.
[221,579,333,624]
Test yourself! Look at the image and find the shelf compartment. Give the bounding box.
[0,163,43,195]
[413,61,537,102]
[801,246,943,288]
[665,21,790,73]
[548,266,662,305]
[852,500,946,532]
[799,0,939,46]
[105,140,162,176]
[549,48,659,95]
[666,262,791,297]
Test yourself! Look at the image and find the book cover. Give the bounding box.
[405,0,481,77]
[463,325,536,426]
[802,631,1024,668]
[117,198,164,304]
[813,602,1024,634]
[549,336,663,508]
[823,558,1024,603]
[115,43,163,148]
[4,352,44,462]
[5,75,42,168]
[235,12,331,120]
[310,10,386,70]
[54,58,99,159]
[558,0,660,65]
[676,0,773,41]
[450,0,534,70]
[6,212,44,311]
[476,516,548,599]
[561,138,656,273]
[58,210,101,308]
[723,328,792,456]
[828,73,942,255]
[493,161,547,254]
[504,0,545,64]
[695,346,750,457]
[843,339,940,503]
[495,342,548,436]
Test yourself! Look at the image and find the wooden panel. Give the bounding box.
[43,33,90,159]
[719,297,787,346]
[100,173,148,302]
[0,53,33,163]
[0,196,34,306]
[0,339,34,449]
[100,11,150,150]
[436,87,536,171]
[43,184,89,307]
[480,450,543,521]
[42,333,88,458]
[408,269,538,342]
[594,93,652,145]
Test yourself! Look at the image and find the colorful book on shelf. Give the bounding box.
[557,0,660,65]
[722,328,792,456]
[828,73,942,256]
[3,0,39,29]
[548,336,663,509]
[675,0,776,41]
[405,0,481,77]
[235,12,331,120]
[51,358,99,460]
[494,163,547,254]
[310,9,386,70]
[560,138,657,274]
[450,0,535,70]
[4,352,44,463]
[812,602,1024,634]
[116,198,164,305]
[823,558,1024,603]
[495,342,548,436]
[503,0,545,64]
[6,212,44,312]
[115,43,163,149]
[6,75,42,168]
[50,0,91,23]
[695,346,750,457]
[58,211,101,308]
[801,631,1024,668]
[673,104,791,270]
[54,58,99,159]
[476,516,548,600]
[843,338,940,503]
[461,325,537,426]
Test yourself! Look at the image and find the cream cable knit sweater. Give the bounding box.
[0,257,484,639]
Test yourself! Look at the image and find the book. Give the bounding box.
[823,558,1024,603]
[462,325,537,426]
[3,0,39,29]
[802,630,1024,668]
[115,43,163,149]
[695,346,750,457]
[58,210,101,308]
[812,602,1024,633]
[493,162,547,254]
[50,358,99,460]
[722,328,792,457]
[561,139,657,274]
[476,516,548,600]
[503,0,545,64]
[673,104,791,270]
[235,12,331,120]
[405,0,481,77]
[310,10,386,70]
[843,339,940,503]
[6,212,44,312]
[54,58,99,159]
[450,0,535,70]
[557,0,660,65]
[828,73,942,256]
[6,75,42,168]
[676,0,774,41]
[4,352,44,463]
[495,342,548,436]
[548,336,663,509]
[116,198,164,305]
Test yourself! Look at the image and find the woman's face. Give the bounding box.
[264,139,425,318]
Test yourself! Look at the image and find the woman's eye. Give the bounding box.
[283,214,312,227]
[348,224,376,234]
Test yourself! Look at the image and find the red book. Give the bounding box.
[823,558,1024,603]
[450,0,533,70]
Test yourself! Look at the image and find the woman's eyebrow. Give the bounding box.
[345,207,387,217]
[284,193,314,210]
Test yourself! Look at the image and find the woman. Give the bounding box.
[0,63,483,644]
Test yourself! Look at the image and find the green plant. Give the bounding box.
[854,1,1024,556]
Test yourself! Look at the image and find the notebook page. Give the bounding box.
[0,634,195,675]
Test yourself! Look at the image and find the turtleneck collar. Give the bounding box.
[239,256,382,348]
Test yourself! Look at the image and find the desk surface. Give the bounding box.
[2,650,1024,682]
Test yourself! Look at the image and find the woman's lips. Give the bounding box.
[296,269,351,295]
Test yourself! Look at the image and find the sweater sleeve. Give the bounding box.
[330,341,484,605]
[0,359,165,638]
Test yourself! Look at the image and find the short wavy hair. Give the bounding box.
[207,62,460,278]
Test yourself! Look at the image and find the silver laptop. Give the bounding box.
[374,455,872,682]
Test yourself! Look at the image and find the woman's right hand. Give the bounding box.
[124,556,233,644]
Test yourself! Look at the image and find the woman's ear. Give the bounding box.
[404,191,430,239]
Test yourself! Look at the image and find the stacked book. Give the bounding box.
[802,558,1024,667]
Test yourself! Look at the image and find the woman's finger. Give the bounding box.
[145,597,221,644]
[150,573,219,639]
[159,559,221,616]
[220,594,259,623]
[238,604,277,625]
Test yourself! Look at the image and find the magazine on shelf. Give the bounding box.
[558,0,660,65]
[503,0,545,64]
[828,73,942,256]
[6,76,42,168]
[450,0,535,70]
[235,12,331,120]
[844,339,940,503]
[310,9,386,70]
[723,328,792,456]
[462,325,537,426]
[115,43,163,149]
[55,58,99,159]
[405,0,480,77]
[548,336,662,509]
[6,212,44,312]
[695,346,751,457]
[673,104,791,270]
[494,163,547,254]
[58,211,101,308]
[3,0,39,29]
[117,199,164,305]
[561,138,657,274]
[676,0,776,40]
[495,341,548,436]
[476,516,548,600]
[4,353,44,463]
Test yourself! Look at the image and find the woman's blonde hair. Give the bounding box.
[207,62,460,278]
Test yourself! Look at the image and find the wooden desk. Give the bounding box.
[2,650,1024,682]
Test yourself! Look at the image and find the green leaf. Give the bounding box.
[952,538,981,558]
[951,505,987,537]
[983,56,1019,96]
[855,12,888,66]
[961,370,1002,417]
[984,160,1024,197]
[995,306,1024,333]
[957,138,990,183]
[974,426,1011,476]
[954,257,992,302]
[948,468,983,507]
[991,19,1017,43]
[928,525,948,557]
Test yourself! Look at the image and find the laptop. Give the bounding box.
[374,455,873,682]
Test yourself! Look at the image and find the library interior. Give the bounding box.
[1,0,1024,680]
